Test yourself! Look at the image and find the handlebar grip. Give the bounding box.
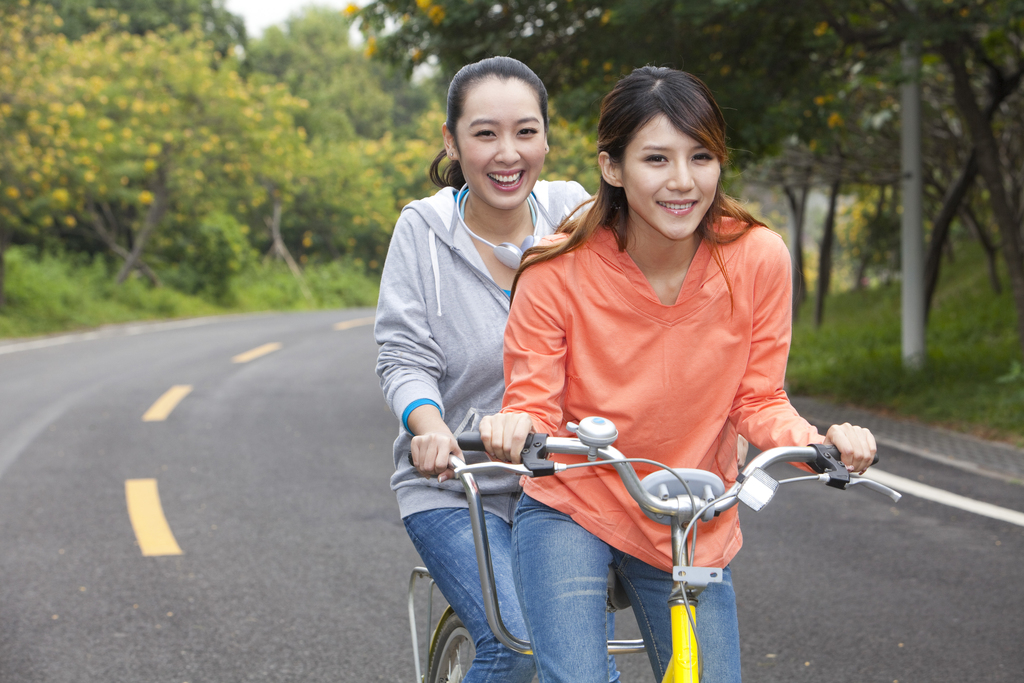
[455,432,556,476]
[456,432,486,452]
[808,444,880,489]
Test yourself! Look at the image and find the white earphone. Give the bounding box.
[463,229,535,269]
[456,186,537,269]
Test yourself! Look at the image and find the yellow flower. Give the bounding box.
[52,188,69,204]
[139,190,154,205]
[344,3,359,15]
[428,5,445,24]
[827,112,844,128]
[813,22,829,37]
[64,215,76,227]
[4,187,20,199]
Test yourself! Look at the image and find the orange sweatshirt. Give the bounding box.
[501,222,823,572]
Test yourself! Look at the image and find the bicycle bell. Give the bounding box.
[567,416,619,460]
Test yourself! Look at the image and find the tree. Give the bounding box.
[49,15,308,286]
[0,2,72,307]
[824,0,1024,359]
[246,6,432,142]
[6,0,247,54]
[363,0,1024,359]
[361,0,851,157]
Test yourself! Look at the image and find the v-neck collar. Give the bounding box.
[586,228,720,323]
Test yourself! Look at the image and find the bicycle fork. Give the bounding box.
[662,517,720,683]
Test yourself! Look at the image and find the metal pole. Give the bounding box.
[901,38,926,368]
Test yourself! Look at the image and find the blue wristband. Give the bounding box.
[402,399,442,434]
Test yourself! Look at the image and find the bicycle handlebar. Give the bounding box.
[451,423,898,522]
[433,418,898,657]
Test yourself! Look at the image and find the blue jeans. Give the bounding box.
[512,494,741,683]
[405,506,621,683]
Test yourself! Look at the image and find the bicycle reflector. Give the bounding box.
[737,468,779,511]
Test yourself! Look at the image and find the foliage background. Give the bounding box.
[1,0,1022,440]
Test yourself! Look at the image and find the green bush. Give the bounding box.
[0,246,219,337]
[0,246,379,339]
[159,212,258,303]
[787,243,1023,445]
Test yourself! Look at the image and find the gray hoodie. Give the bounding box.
[375,180,590,522]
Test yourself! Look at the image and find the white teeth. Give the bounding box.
[489,171,523,184]
[659,201,696,210]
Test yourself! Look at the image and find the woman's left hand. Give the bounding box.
[823,423,877,474]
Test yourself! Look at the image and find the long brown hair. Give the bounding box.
[513,67,763,297]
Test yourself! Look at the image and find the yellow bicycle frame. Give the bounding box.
[661,600,699,683]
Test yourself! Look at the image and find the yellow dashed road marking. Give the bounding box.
[332,316,375,331]
[142,385,193,422]
[231,342,282,364]
[125,479,182,556]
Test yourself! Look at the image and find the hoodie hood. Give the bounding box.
[400,182,588,316]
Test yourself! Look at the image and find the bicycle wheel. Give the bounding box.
[427,611,476,683]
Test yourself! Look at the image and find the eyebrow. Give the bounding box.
[639,143,709,153]
[468,116,542,127]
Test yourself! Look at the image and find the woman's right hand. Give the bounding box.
[479,412,535,464]
[411,432,462,483]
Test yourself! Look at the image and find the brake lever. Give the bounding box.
[847,476,902,503]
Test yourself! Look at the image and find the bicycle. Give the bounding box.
[407,416,901,683]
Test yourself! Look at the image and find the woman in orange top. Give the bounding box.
[480,67,877,683]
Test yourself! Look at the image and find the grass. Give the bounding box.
[788,242,1024,447]
[0,246,379,340]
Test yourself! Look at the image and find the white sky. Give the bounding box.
[225,1,356,38]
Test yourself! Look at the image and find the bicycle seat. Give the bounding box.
[640,468,726,524]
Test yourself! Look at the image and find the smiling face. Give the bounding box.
[599,114,721,253]
[443,77,548,217]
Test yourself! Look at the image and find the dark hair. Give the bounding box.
[429,56,549,189]
[514,66,763,299]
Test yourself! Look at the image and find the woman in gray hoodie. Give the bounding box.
[374,57,605,682]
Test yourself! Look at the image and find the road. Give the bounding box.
[0,310,1020,682]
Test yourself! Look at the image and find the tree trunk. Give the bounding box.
[814,172,842,328]
[0,223,10,309]
[264,192,312,303]
[924,151,977,320]
[856,185,890,291]
[960,205,1002,295]
[783,184,809,319]
[116,170,170,285]
[944,43,1024,360]
[88,201,161,287]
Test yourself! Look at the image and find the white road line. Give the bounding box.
[867,469,1024,528]
[0,317,222,356]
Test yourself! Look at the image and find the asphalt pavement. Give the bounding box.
[0,311,1020,683]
